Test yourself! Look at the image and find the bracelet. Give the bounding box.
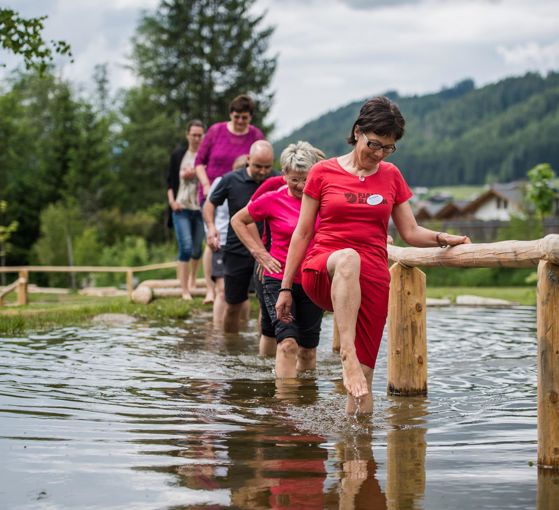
[436,232,448,248]
[279,288,293,293]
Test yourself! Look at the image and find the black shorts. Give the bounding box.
[262,276,323,348]
[223,251,255,304]
[211,249,224,280]
[253,266,274,338]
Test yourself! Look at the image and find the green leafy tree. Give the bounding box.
[2,71,82,264]
[0,200,18,285]
[64,103,118,217]
[131,0,276,129]
[0,8,72,72]
[32,202,83,288]
[526,163,557,226]
[115,86,177,214]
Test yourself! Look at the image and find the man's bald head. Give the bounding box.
[247,140,274,183]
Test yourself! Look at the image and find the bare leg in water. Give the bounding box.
[326,248,369,409]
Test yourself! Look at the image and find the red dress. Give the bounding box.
[301,157,412,368]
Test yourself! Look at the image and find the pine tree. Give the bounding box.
[131,0,276,130]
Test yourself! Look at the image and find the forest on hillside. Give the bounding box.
[1,1,557,287]
[274,73,559,187]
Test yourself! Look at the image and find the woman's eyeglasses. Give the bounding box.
[362,133,397,154]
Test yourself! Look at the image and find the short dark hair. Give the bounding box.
[347,96,405,145]
[186,119,205,133]
[229,94,255,115]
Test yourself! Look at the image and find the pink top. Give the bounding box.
[195,121,264,202]
[248,186,318,284]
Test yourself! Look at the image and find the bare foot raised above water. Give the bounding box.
[341,351,368,398]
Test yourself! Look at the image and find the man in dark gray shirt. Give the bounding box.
[203,140,275,333]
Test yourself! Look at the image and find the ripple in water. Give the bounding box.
[0,306,551,509]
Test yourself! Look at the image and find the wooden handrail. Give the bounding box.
[0,261,177,273]
[0,261,178,301]
[388,234,559,268]
[0,278,19,299]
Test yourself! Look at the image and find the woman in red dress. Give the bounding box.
[276,96,470,414]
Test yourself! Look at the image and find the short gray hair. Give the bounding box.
[280,141,325,174]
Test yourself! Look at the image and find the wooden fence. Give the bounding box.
[0,262,177,304]
[385,234,559,470]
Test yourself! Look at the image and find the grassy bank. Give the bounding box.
[0,293,207,336]
[426,286,536,306]
[0,286,536,336]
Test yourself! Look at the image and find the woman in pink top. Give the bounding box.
[194,94,265,304]
[231,142,325,379]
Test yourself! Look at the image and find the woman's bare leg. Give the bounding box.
[297,346,316,371]
[326,248,368,399]
[212,277,226,329]
[177,261,192,300]
[202,245,215,304]
[275,338,298,378]
[346,365,373,414]
[189,258,200,291]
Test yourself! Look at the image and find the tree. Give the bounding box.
[526,163,557,230]
[131,0,276,130]
[0,8,72,73]
[0,200,18,285]
[3,71,82,264]
[32,202,83,288]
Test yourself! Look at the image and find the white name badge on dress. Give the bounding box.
[367,194,384,206]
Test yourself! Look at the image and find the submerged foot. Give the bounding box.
[341,352,368,398]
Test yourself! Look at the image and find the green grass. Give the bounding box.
[427,184,487,201]
[426,286,536,306]
[0,293,210,336]
[0,286,536,337]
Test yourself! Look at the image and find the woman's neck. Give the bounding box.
[226,121,249,135]
[339,151,379,176]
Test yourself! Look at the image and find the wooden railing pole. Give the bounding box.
[126,269,134,301]
[538,470,559,510]
[17,270,28,306]
[387,263,427,396]
[537,260,559,470]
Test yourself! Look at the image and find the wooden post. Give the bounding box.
[387,263,427,396]
[17,270,28,305]
[386,396,427,510]
[537,260,559,469]
[126,270,134,300]
[538,470,559,510]
[386,427,427,509]
[332,318,340,352]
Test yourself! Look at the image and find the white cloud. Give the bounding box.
[2,0,559,139]
[497,41,559,71]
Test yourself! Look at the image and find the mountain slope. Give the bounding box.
[273,73,559,186]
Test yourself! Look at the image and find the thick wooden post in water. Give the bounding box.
[17,270,28,305]
[387,263,427,396]
[537,260,559,470]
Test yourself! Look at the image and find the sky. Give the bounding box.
[2,0,559,138]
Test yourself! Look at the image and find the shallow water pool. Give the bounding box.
[0,306,556,509]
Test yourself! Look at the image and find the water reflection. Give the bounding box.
[0,307,543,509]
[386,397,428,510]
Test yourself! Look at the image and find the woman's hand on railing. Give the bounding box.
[438,233,471,247]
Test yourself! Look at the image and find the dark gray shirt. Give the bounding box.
[209,167,278,256]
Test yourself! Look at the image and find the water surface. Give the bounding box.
[0,306,554,509]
